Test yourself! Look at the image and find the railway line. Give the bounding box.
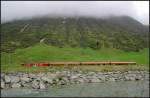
[22,61,136,67]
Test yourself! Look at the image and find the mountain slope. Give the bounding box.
[1,16,149,52]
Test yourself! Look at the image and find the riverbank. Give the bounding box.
[1,70,149,90]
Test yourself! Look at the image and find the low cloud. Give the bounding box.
[1,1,149,25]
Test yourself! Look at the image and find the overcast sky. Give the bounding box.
[1,1,149,25]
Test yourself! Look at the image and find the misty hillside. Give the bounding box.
[1,16,149,53]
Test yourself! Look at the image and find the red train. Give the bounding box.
[22,61,136,67]
[22,63,50,67]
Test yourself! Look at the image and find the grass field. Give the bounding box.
[1,43,149,72]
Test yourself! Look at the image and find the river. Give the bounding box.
[1,80,149,97]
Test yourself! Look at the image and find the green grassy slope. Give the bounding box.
[2,16,149,53]
[2,43,149,64]
[1,43,149,72]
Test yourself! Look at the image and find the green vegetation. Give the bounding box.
[1,16,149,53]
[1,43,149,72]
[1,16,149,73]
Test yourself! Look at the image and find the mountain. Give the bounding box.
[1,16,149,53]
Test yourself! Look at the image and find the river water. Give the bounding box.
[1,80,149,97]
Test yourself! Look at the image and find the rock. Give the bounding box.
[113,74,122,79]
[1,78,4,84]
[98,76,106,81]
[86,79,92,83]
[28,73,37,79]
[5,84,11,89]
[76,74,82,77]
[58,80,66,85]
[55,71,61,74]
[21,82,31,88]
[39,81,46,89]
[54,78,59,83]
[82,78,89,83]
[78,78,85,83]
[61,77,69,82]
[32,80,39,89]
[71,80,75,84]
[1,71,148,89]
[144,74,149,80]
[113,71,121,74]
[91,78,100,83]
[57,74,67,80]
[11,83,21,88]
[20,77,30,83]
[17,72,23,77]
[86,75,92,79]
[1,82,5,89]
[107,72,113,74]
[4,75,11,83]
[135,74,143,80]
[70,75,79,79]
[74,80,80,84]
[123,75,128,81]
[61,71,67,74]
[1,73,5,80]
[22,74,30,78]
[36,77,41,81]
[46,73,58,79]
[37,73,45,77]
[41,76,53,84]
[11,76,20,83]
[109,77,116,81]
[125,75,135,81]
[88,72,95,75]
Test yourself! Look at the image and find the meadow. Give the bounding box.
[1,43,149,72]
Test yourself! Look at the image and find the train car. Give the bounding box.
[22,61,136,67]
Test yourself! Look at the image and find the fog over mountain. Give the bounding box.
[1,1,149,25]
